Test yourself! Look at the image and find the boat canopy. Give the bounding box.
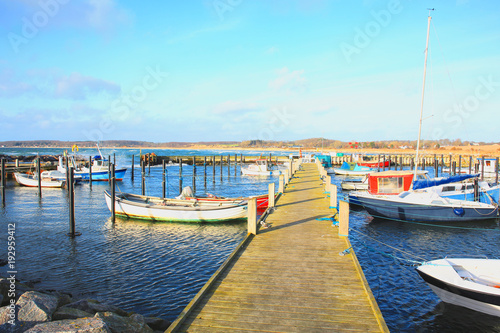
[412,173,479,190]
[368,171,415,195]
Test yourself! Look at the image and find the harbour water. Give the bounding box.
[1,147,500,332]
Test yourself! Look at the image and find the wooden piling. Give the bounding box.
[268,183,275,208]
[278,174,284,193]
[220,155,223,180]
[142,160,146,196]
[108,155,111,184]
[89,156,93,188]
[179,158,183,195]
[247,198,257,235]
[1,158,5,206]
[212,156,216,183]
[192,156,196,193]
[339,200,349,237]
[68,167,76,237]
[496,157,499,185]
[131,154,135,181]
[330,184,337,209]
[162,160,166,199]
[111,163,115,222]
[37,157,42,198]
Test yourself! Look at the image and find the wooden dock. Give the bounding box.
[167,163,388,332]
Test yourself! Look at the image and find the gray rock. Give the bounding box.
[24,317,110,332]
[94,312,153,333]
[52,307,93,321]
[16,291,58,323]
[144,317,171,331]
[64,300,128,317]
[0,305,16,326]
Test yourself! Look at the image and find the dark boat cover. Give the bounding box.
[412,173,479,190]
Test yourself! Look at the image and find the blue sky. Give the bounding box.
[1,0,499,143]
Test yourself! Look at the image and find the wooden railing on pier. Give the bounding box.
[167,162,388,332]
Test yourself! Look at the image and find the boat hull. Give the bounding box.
[14,173,65,188]
[358,160,390,168]
[104,191,248,223]
[352,194,498,222]
[78,168,127,181]
[417,259,500,317]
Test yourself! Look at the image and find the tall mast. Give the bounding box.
[414,9,434,179]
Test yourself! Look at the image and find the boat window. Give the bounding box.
[377,177,404,194]
[442,186,456,192]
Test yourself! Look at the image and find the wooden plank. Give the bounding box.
[168,163,389,333]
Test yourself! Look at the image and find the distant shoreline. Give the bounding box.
[2,144,500,157]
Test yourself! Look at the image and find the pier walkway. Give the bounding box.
[168,163,388,332]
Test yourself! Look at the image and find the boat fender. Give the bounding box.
[453,207,465,216]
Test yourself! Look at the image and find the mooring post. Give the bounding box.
[111,163,115,222]
[481,156,485,181]
[330,184,337,209]
[89,156,93,188]
[212,156,216,183]
[227,154,230,178]
[162,160,166,199]
[220,155,223,181]
[68,167,76,237]
[142,159,146,196]
[179,158,183,195]
[452,161,456,176]
[339,200,349,237]
[1,158,5,206]
[278,174,284,193]
[268,182,275,208]
[234,154,238,176]
[192,156,196,193]
[65,156,69,186]
[458,155,462,174]
[469,156,473,175]
[247,198,257,235]
[496,157,499,185]
[131,154,134,181]
[108,155,111,184]
[448,154,452,175]
[284,169,290,185]
[148,154,151,175]
[434,158,438,178]
[37,157,42,198]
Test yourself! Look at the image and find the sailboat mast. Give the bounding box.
[414,9,433,178]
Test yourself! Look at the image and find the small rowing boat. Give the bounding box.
[104,190,248,222]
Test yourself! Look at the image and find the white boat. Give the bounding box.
[57,143,127,181]
[241,159,287,176]
[14,172,65,188]
[350,189,498,222]
[416,258,500,317]
[332,162,374,176]
[104,190,248,223]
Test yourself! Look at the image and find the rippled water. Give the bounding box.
[2,148,500,331]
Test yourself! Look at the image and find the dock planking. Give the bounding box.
[168,163,388,332]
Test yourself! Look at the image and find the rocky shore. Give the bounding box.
[0,278,171,333]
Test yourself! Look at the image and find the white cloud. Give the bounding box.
[268,67,307,92]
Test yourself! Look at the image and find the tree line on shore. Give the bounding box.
[0,138,493,149]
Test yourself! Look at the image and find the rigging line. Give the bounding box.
[431,19,472,150]
[352,209,500,231]
[349,228,429,262]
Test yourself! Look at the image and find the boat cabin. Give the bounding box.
[368,171,417,195]
[316,155,332,168]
